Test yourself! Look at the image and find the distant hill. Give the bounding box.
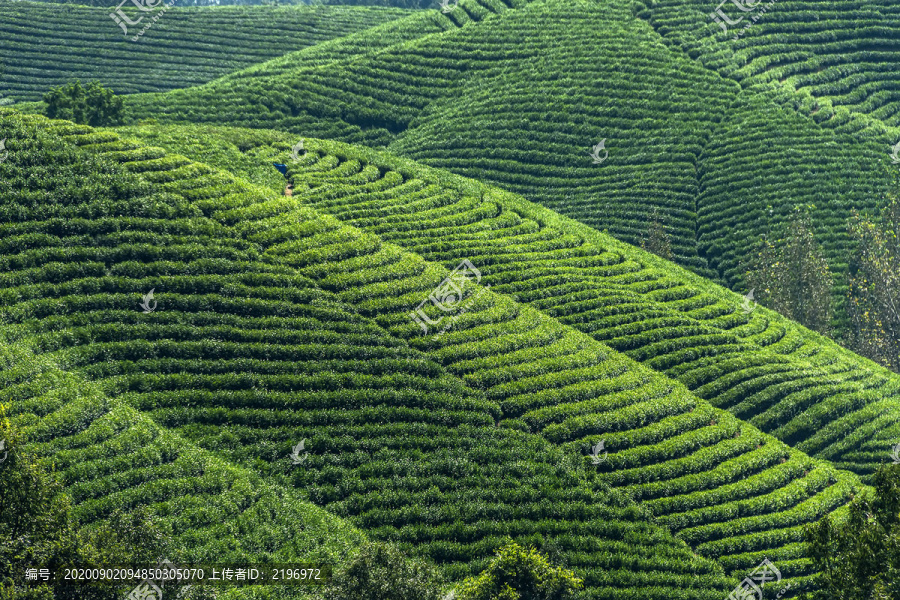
[0,2,411,102]
[639,0,900,127]
[111,0,900,333]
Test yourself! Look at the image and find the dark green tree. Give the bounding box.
[0,406,79,600]
[641,208,674,261]
[847,194,900,373]
[453,540,583,600]
[43,81,124,127]
[801,463,900,600]
[0,407,176,600]
[742,211,834,335]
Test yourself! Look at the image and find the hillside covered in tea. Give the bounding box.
[3,0,900,597]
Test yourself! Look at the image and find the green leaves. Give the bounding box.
[316,542,445,600]
[803,464,900,600]
[453,540,583,600]
[0,4,411,103]
[43,81,124,128]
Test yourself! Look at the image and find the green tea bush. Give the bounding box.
[43,81,123,127]
[315,542,444,600]
[453,540,583,600]
[0,3,411,102]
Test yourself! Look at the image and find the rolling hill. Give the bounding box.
[7,105,899,596]
[2,108,746,599]
[0,2,411,103]
[4,0,900,595]
[116,121,900,483]
[108,0,900,330]
[640,0,900,126]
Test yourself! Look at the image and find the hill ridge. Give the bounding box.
[24,111,888,591]
[108,0,900,329]
[106,118,900,481]
[3,108,747,599]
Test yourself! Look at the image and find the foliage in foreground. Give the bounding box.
[0,408,177,600]
[453,541,584,600]
[315,543,444,600]
[0,406,77,600]
[802,463,900,600]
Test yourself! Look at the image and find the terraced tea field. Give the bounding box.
[2,109,746,599]
[0,2,410,102]
[4,0,900,597]
[125,122,900,484]
[113,0,900,320]
[6,107,897,598]
[640,0,900,126]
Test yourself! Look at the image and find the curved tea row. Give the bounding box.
[263,134,900,482]
[639,0,900,126]
[120,0,900,313]
[0,2,410,102]
[0,110,737,599]
[35,115,891,594]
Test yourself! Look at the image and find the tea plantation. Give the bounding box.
[3,0,900,596]
[0,2,411,102]
[639,0,900,126]
[6,107,897,597]
[106,0,900,320]
[121,122,900,484]
[1,109,749,599]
